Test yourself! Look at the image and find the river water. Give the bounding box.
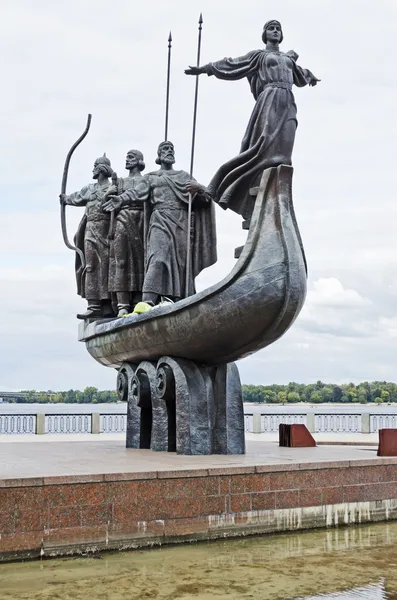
[1,522,397,599]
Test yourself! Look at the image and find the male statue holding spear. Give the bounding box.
[103,19,217,313]
[103,141,217,310]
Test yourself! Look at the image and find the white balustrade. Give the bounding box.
[261,413,307,432]
[45,414,91,434]
[315,414,361,433]
[2,410,397,436]
[100,414,127,433]
[244,414,253,432]
[0,414,36,434]
[370,414,397,433]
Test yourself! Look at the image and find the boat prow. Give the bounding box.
[79,165,307,368]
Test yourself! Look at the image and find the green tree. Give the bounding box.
[278,391,287,404]
[82,387,98,403]
[243,385,266,403]
[332,386,343,402]
[287,391,300,403]
[65,389,78,403]
[320,386,333,403]
[381,390,390,403]
[346,387,357,403]
[262,389,277,403]
[310,391,323,403]
[357,387,368,404]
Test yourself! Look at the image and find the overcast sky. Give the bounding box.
[0,0,396,391]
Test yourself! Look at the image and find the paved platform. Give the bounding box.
[0,431,380,444]
[0,438,383,482]
[2,438,397,562]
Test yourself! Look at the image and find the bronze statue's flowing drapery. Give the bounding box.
[203,49,316,217]
[119,170,217,299]
[108,176,145,295]
[69,182,111,300]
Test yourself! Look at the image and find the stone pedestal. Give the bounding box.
[378,429,397,456]
[279,423,316,448]
[117,357,245,455]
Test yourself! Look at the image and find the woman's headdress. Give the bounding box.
[262,20,283,44]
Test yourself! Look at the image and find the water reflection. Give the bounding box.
[1,523,397,599]
[295,580,386,599]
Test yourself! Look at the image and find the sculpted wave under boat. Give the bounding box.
[79,165,307,368]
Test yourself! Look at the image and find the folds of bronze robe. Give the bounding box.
[120,169,217,299]
[108,175,146,295]
[70,182,111,301]
[203,49,316,217]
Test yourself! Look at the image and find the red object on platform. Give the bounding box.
[377,429,397,456]
[279,424,316,447]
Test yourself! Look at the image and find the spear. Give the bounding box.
[185,13,203,298]
[108,171,118,241]
[164,31,172,141]
[60,114,92,268]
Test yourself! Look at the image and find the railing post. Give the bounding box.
[361,413,370,434]
[36,413,46,435]
[306,413,315,433]
[253,413,262,433]
[92,413,101,434]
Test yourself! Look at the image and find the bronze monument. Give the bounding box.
[61,17,316,455]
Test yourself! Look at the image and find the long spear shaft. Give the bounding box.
[164,31,172,141]
[60,113,92,269]
[189,14,203,177]
[185,13,203,298]
[108,171,118,241]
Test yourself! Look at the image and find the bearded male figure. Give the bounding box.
[103,141,217,307]
[60,155,114,319]
[104,149,146,317]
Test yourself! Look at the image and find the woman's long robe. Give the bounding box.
[203,49,316,217]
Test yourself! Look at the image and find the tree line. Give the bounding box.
[4,381,397,404]
[5,388,118,404]
[242,381,397,404]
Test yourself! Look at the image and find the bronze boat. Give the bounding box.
[79,165,307,368]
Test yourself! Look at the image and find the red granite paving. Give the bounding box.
[0,439,392,482]
[1,440,397,561]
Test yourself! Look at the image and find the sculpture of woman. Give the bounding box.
[185,20,320,217]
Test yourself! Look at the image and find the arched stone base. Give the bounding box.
[117,357,245,455]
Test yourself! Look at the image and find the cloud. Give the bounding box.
[294,278,375,338]
[307,278,371,310]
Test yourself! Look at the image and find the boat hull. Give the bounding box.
[79,165,307,368]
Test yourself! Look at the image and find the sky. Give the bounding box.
[0,0,396,391]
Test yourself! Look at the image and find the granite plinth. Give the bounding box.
[1,440,397,562]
